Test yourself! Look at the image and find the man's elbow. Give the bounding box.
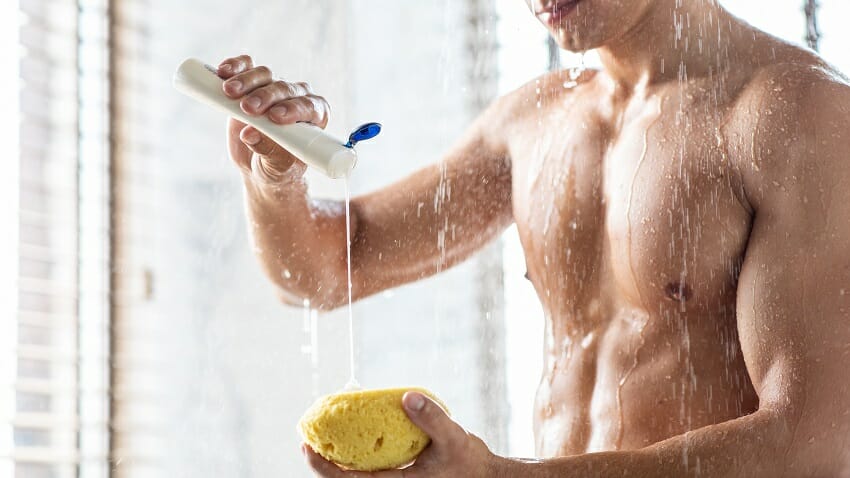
[273,281,348,312]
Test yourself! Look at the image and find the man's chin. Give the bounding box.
[548,29,598,53]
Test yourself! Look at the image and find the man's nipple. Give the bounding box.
[664,281,692,302]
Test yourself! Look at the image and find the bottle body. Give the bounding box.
[173,58,357,178]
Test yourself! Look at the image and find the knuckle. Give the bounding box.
[309,95,329,117]
[290,101,310,119]
[296,81,312,93]
[301,95,318,111]
[301,98,320,117]
[305,96,323,115]
[254,65,271,77]
[274,80,296,97]
[320,99,331,123]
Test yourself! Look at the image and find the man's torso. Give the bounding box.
[506,57,802,456]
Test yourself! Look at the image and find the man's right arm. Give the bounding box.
[219,55,515,310]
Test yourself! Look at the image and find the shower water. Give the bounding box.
[172,58,381,392]
[343,178,360,391]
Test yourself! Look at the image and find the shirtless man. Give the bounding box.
[217,0,850,475]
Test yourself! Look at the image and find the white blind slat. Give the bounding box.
[8,0,111,477]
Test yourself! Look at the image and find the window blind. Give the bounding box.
[108,0,169,475]
[3,0,112,477]
[77,0,112,476]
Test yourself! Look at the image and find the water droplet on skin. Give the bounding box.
[283,269,292,279]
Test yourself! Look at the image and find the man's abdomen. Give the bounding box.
[533,309,759,457]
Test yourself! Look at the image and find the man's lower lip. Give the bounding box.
[542,1,580,25]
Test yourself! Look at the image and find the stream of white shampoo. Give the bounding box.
[343,177,360,391]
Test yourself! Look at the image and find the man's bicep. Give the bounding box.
[735,78,850,465]
[735,211,818,408]
[349,115,513,297]
[736,197,850,464]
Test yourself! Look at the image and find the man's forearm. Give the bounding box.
[504,409,797,478]
[243,173,350,309]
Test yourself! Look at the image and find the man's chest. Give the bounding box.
[510,90,753,312]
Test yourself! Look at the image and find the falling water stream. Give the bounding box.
[302,299,320,397]
[343,178,360,391]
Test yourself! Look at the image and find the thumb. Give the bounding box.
[403,392,464,451]
[239,125,304,180]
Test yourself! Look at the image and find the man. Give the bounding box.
[217,0,850,475]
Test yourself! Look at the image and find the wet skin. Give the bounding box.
[520,68,762,455]
[221,0,850,475]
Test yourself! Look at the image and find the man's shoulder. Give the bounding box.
[472,68,599,153]
[726,51,850,209]
[730,49,850,129]
[487,68,600,121]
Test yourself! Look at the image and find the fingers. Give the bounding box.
[302,445,407,478]
[227,118,252,169]
[402,392,464,452]
[239,125,289,161]
[237,80,313,116]
[267,95,330,128]
[303,445,347,478]
[217,54,253,79]
[216,58,330,128]
[222,65,273,98]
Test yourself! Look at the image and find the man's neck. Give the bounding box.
[596,0,740,88]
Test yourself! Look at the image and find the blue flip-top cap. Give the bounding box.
[345,122,382,148]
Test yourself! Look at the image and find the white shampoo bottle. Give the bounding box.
[173,58,380,178]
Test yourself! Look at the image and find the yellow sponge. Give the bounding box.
[298,387,447,471]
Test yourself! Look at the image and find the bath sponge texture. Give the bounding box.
[298,387,447,471]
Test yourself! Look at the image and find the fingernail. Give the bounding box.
[243,129,261,145]
[245,96,262,110]
[218,63,232,73]
[269,105,288,119]
[226,80,243,94]
[406,392,425,413]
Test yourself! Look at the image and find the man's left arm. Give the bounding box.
[304,72,850,478]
